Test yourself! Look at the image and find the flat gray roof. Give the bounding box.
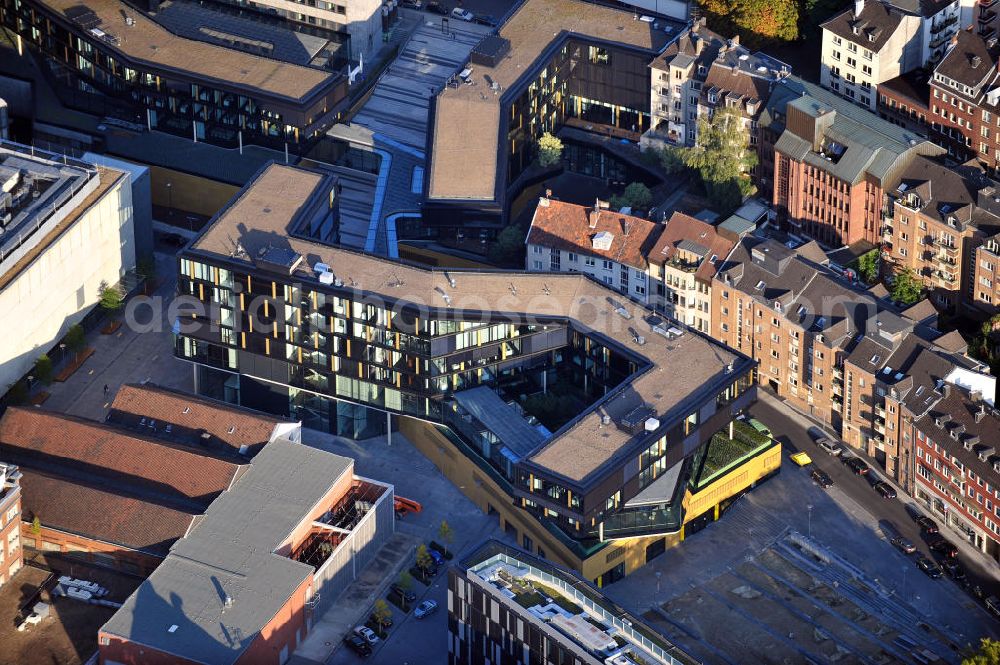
[453,386,547,459]
[101,439,354,665]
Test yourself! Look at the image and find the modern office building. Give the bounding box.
[99,438,394,665]
[450,540,697,665]
[524,197,661,305]
[175,162,779,584]
[762,76,942,247]
[881,155,1000,312]
[0,0,349,151]
[0,462,23,590]
[422,0,681,234]
[0,140,136,395]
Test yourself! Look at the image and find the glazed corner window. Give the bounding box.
[588,46,610,65]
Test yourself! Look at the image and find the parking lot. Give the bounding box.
[0,555,143,665]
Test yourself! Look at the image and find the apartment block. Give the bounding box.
[763,76,942,247]
[525,197,662,305]
[99,439,394,665]
[450,540,697,665]
[972,232,1000,311]
[0,141,137,394]
[712,237,993,481]
[647,212,735,334]
[0,462,22,589]
[877,69,931,134]
[174,162,779,585]
[821,0,923,112]
[882,156,1000,311]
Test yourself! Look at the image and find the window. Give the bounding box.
[533,260,542,270]
[532,245,543,254]
[588,47,609,65]
[567,252,577,262]
[585,257,595,267]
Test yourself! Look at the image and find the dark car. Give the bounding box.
[428,548,446,566]
[890,536,917,554]
[400,0,421,7]
[810,469,833,488]
[844,457,870,475]
[160,232,187,247]
[875,482,897,499]
[943,561,967,583]
[929,538,959,559]
[865,472,881,488]
[473,13,497,26]
[915,516,939,534]
[390,584,416,603]
[916,556,942,578]
[426,1,447,14]
[343,634,372,656]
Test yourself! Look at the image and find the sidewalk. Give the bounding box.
[756,390,1000,574]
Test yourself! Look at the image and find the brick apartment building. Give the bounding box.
[763,76,943,248]
[877,69,932,134]
[972,231,1000,312]
[0,462,22,589]
[712,237,994,480]
[882,155,1000,311]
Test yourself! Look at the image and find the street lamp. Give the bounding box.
[807,504,814,538]
[166,182,173,217]
[901,565,908,603]
[59,343,66,365]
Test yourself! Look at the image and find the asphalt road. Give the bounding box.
[749,398,1000,602]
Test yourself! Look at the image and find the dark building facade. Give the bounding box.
[174,163,780,583]
[0,0,348,151]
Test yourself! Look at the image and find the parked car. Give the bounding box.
[865,472,882,489]
[844,457,869,475]
[160,232,187,247]
[874,482,897,499]
[916,556,942,578]
[426,1,447,13]
[390,584,416,603]
[747,418,771,438]
[943,561,966,583]
[343,634,372,656]
[473,14,497,26]
[790,451,813,467]
[400,0,421,7]
[915,516,939,534]
[985,596,1000,618]
[451,7,474,20]
[414,599,438,619]
[354,626,379,645]
[890,536,916,554]
[817,438,842,456]
[929,538,958,559]
[810,469,833,488]
[428,548,446,566]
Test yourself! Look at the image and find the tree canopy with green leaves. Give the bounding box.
[855,250,880,285]
[611,182,653,212]
[34,354,53,385]
[438,520,455,555]
[415,544,434,574]
[99,281,124,315]
[488,224,526,267]
[678,106,757,215]
[964,638,1000,665]
[702,0,799,48]
[65,324,86,355]
[889,267,923,305]
[371,599,392,632]
[537,132,563,168]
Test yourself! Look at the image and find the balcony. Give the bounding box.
[934,270,958,285]
[874,421,886,435]
[833,366,843,379]
[874,404,886,419]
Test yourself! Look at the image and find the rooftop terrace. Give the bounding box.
[189,163,750,487]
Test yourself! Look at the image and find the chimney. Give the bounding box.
[973,55,983,69]
[729,35,740,48]
[854,0,864,18]
[589,205,600,229]
[694,34,704,55]
[976,403,987,423]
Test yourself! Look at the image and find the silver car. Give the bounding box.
[817,437,842,456]
[414,599,438,619]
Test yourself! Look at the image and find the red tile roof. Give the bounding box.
[18,468,195,556]
[0,408,240,506]
[109,384,283,457]
[525,199,663,270]
[648,212,735,281]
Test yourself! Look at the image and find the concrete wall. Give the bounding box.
[84,153,154,261]
[20,523,162,577]
[148,165,240,217]
[0,170,135,393]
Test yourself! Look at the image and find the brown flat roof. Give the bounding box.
[191,164,745,485]
[427,0,672,201]
[37,0,335,100]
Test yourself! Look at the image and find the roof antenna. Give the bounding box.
[542,283,551,295]
[509,283,518,296]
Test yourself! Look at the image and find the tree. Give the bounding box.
[31,516,41,536]
[964,638,1000,665]
[537,132,563,168]
[34,354,53,385]
[438,520,455,556]
[889,267,923,305]
[64,324,86,357]
[488,224,526,267]
[98,281,124,318]
[678,106,757,216]
[371,599,392,633]
[855,250,880,285]
[658,146,685,175]
[701,0,799,48]
[610,182,653,212]
[397,571,413,597]
[415,544,434,578]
